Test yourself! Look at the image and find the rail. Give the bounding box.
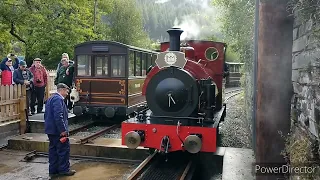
[127,151,158,180]
[69,122,96,135]
[127,151,196,180]
[225,90,243,102]
[78,124,119,144]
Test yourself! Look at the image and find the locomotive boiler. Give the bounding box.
[121,27,227,154]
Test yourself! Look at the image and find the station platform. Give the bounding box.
[7,133,149,161]
[28,105,76,122]
[27,105,77,133]
[219,147,255,180]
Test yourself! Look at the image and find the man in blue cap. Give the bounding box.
[44,83,76,178]
[13,60,34,116]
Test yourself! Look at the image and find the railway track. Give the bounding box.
[127,151,196,180]
[69,122,96,135]
[71,124,120,144]
[225,88,242,95]
[225,88,243,102]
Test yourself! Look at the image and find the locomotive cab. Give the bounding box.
[180,43,195,61]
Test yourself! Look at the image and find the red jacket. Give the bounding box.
[1,70,13,85]
[29,65,48,87]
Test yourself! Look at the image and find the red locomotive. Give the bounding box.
[121,27,227,154]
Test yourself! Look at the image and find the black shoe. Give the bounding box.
[31,112,35,115]
[49,173,59,178]
[37,110,44,114]
[59,170,76,176]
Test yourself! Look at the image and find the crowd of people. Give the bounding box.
[0,53,75,116]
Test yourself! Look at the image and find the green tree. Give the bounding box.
[0,0,99,69]
[212,0,255,63]
[106,0,152,49]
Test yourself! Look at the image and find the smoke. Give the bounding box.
[172,0,224,40]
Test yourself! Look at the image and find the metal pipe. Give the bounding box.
[35,151,141,164]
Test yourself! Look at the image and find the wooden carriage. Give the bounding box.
[72,41,158,119]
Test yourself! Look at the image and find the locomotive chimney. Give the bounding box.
[167,27,184,51]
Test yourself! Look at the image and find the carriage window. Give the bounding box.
[111,55,125,77]
[95,56,108,76]
[147,54,152,68]
[142,53,146,76]
[77,55,91,76]
[135,52,141,76]
[129,51,135,77]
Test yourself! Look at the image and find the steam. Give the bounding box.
[172,0,224,40]
[155,0,171,4]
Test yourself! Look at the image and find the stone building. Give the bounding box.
[290,8,320,179]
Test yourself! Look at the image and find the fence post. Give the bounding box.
[19,85,27,134]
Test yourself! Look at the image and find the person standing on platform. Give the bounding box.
[0,53,20,85]
[13,60,34,116]
[29,58,48,114]
[56,53,74,72]
[54,57,74,112]
[44,83,76,178]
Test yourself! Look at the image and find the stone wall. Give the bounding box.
[290,11,320,179]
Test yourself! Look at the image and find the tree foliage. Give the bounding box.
[288,0,320,40]
[0,0,153,69]
[106,0,153,49]
[212,0,255,63]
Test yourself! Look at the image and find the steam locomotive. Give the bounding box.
[121,27,227,154]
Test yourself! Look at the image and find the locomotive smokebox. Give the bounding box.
[167,27,184,51]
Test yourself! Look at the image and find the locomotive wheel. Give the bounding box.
[146,67,199,117]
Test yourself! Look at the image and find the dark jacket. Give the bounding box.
[44,93,69,135]
[13,68,34,89]
[54,65,74,87]
[56,60,74,72]
[0,57,19,70]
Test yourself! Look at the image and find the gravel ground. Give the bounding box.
[68,120,94,131]
[220,92,252,149]
[103,128,122,139]
[72,126,107,137]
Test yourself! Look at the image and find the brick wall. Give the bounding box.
[290,11,320,179]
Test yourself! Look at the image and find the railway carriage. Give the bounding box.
[225,62,244,87]
[71,41,158,121]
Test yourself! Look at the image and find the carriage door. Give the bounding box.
[94,55,109,77]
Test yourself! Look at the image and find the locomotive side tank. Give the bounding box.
[121,28,227,154]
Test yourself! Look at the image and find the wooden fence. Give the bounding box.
[0,70,57,131]
[0,84,27,133]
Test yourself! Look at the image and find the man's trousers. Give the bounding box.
[47,134,70,174]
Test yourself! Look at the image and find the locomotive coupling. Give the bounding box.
[184,134,202,154]
[125,130,145,149]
